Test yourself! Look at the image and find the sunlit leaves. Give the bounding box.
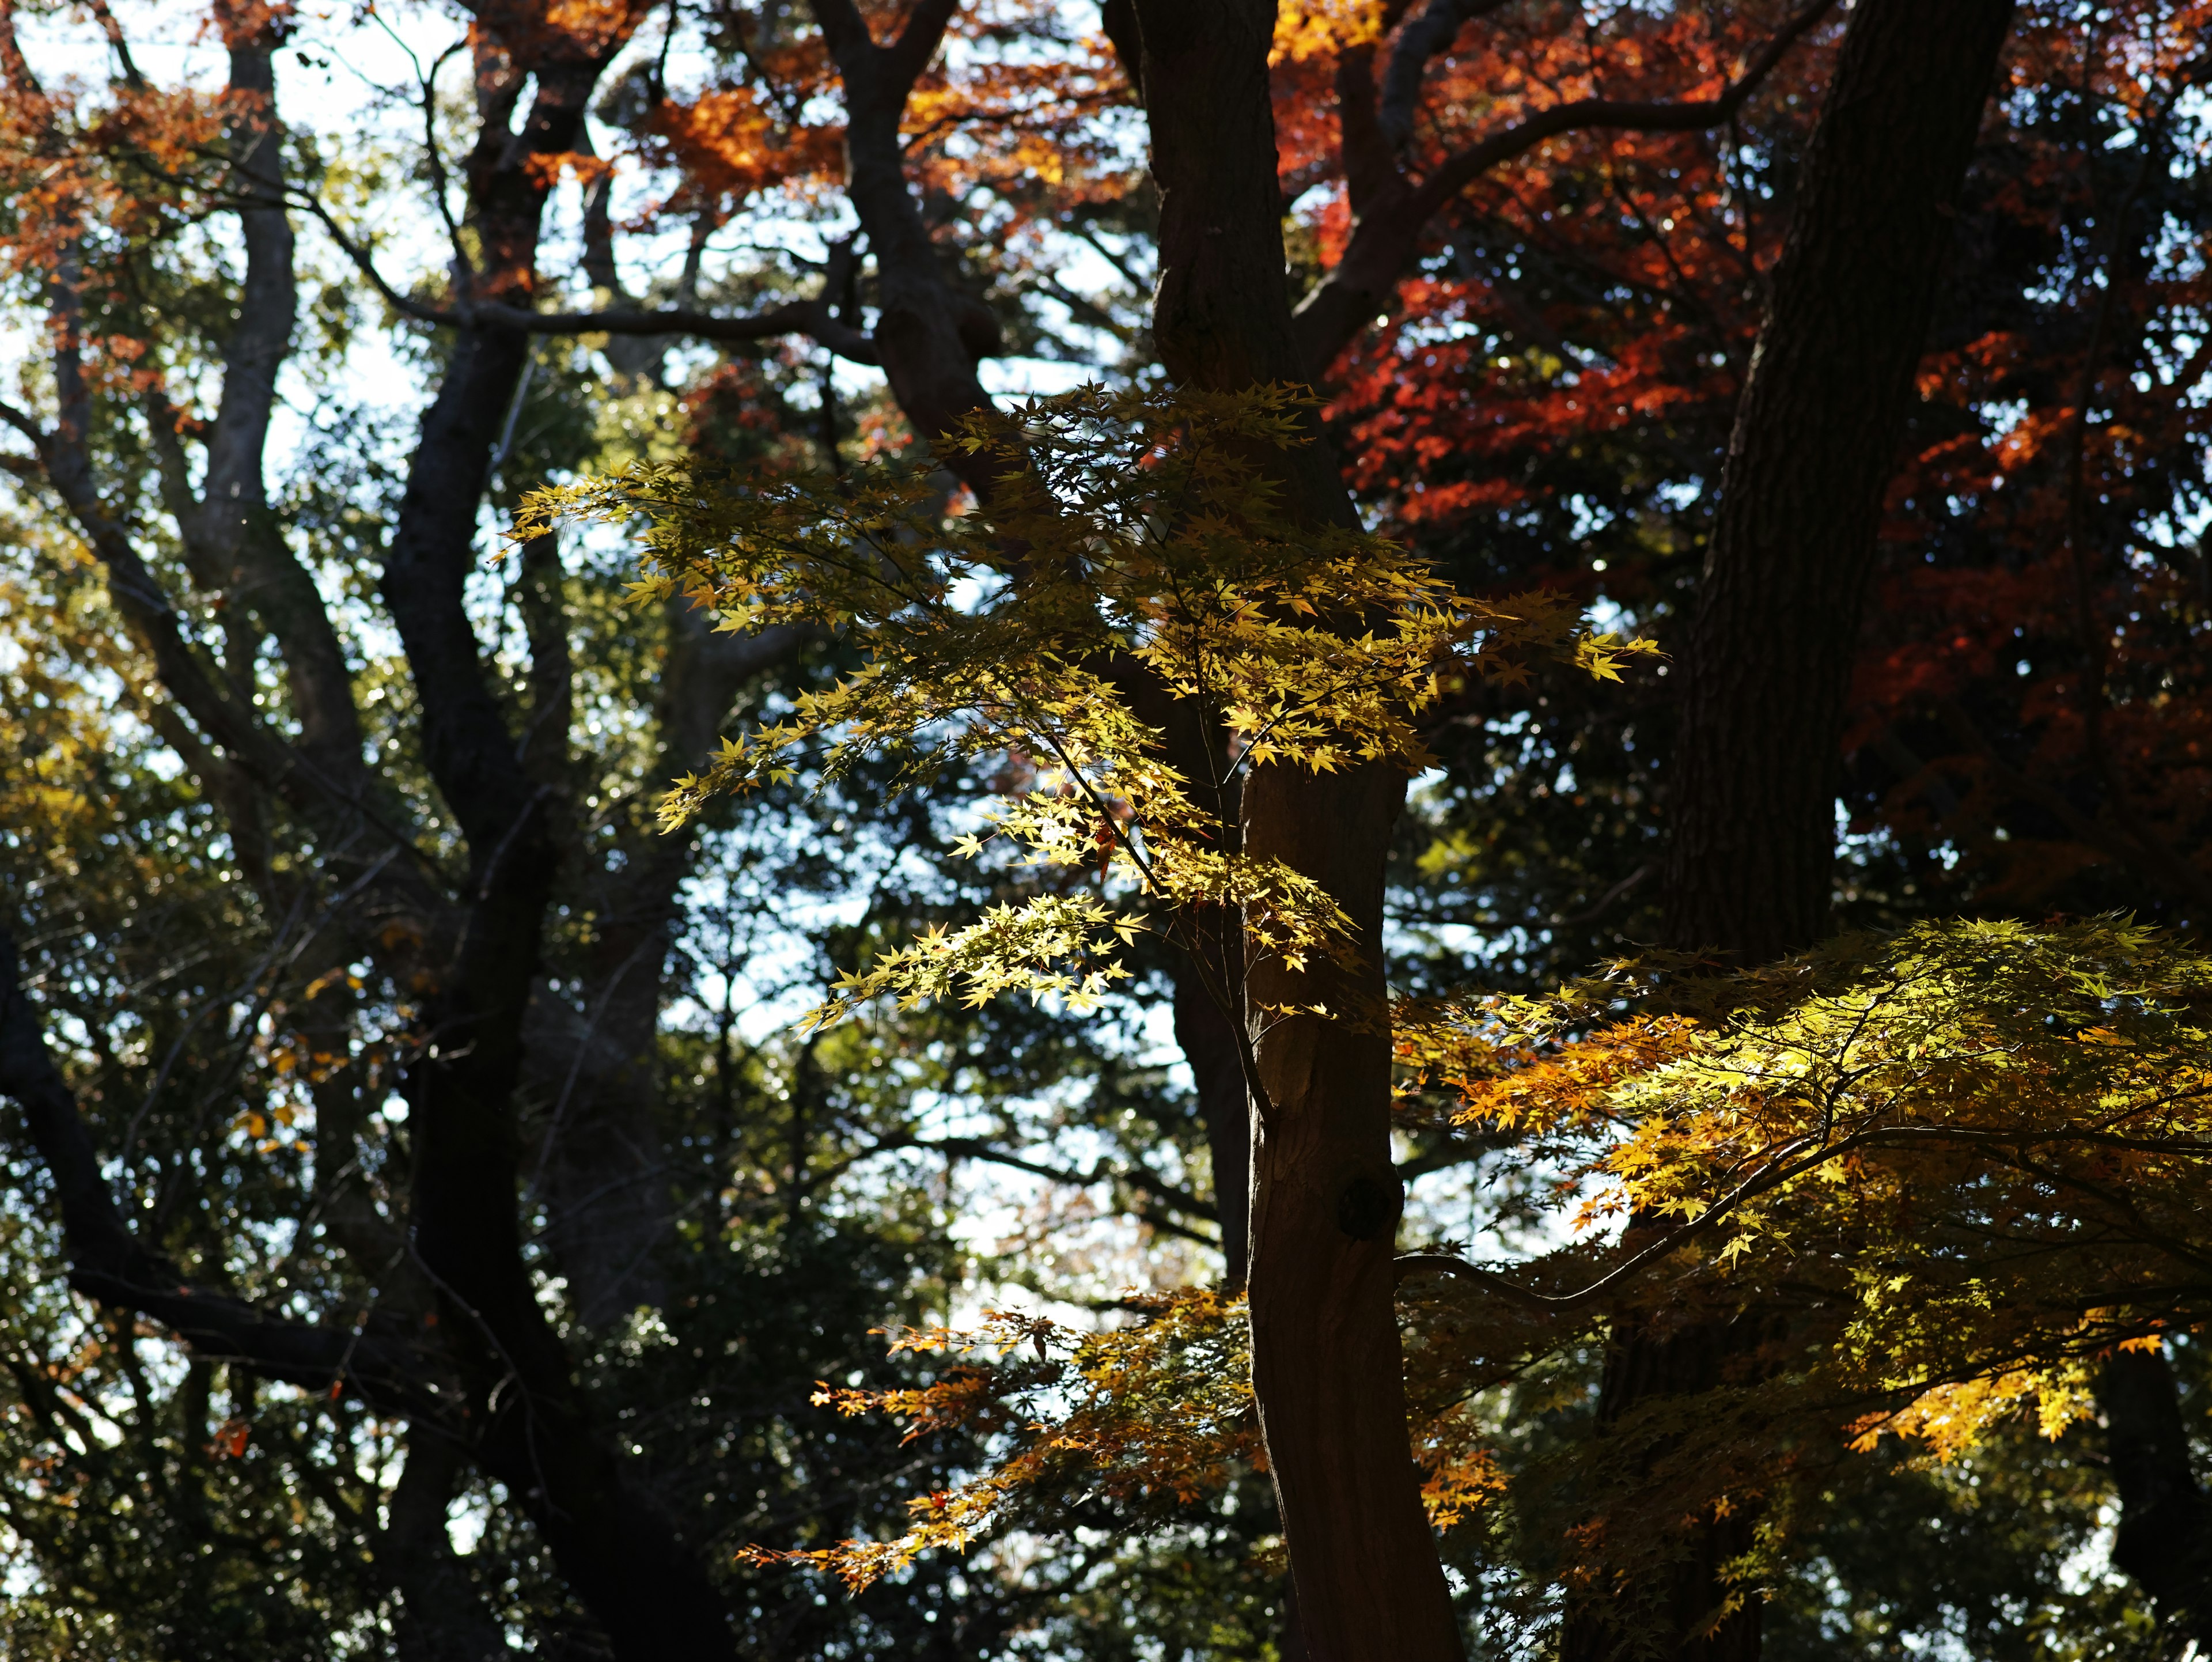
[533,383,1645,1027]
[1404,917,2212,1452]
[743,1289,1258,1591]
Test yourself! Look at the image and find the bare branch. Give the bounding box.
[892,1134,1221,1224]
[0,926,447,1416]
[1377,0,1517,150]
[290,184,882,362]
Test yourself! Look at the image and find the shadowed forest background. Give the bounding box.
[1,1,2210,1659]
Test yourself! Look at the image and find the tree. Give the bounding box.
[0,0,1160,1651]
[7,1,2212,1656]
[1557,4,2020,1659]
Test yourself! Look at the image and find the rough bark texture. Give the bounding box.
[1126,1,1462,1655]
[1564,5,2017,1660]
[1659,0,2017,961]
[1241,762,1463,1662]
[2100,1349,2212,1649]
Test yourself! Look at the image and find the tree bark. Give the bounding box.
[811,0,1001,480]
[380,1435,512,1662]
[372,18,740,1654]
[1659,0,2017,961]
[1565,5,2016,1660]
[2099,1347,2212,1650]
[1173,922,1251,1286]
[1126,2,1463,1655]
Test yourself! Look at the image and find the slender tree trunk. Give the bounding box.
[1173,921,1251,1286]
[1126,2,1462,1655]
[2100,1347,2212,1649]
[380,1436,511,1662]
[1565,5,2016,1659]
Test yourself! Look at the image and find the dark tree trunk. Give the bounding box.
[1125,2,1462,1655]
[810,0,999,474]
[364,18,740,1656]
[2100,1348,2212,1649]
[381,1436,511,1662]
[1660,0,2018,961]
[1173,922,1251,1286]
[1565,5,2016,1660]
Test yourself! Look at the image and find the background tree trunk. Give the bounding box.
[1659,0,2018,960]
[2099,1349,2212,1650]
[1565,4,2017,1659]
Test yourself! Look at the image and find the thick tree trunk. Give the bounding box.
[1126,2,1462,1655]
[1565,5,2016,1660]
[1243,763,1463,1662]
[1660,0,2017,960]
[2100,1348,2212,1649]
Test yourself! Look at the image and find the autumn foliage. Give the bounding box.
[2,0,2212,1657]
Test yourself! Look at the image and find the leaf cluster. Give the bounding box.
[531,383,1650,1027]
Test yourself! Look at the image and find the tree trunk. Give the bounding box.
[1660,0,2018,960]
[1173,920,1251,1286]
[1126,2,1463,1655]
[2100,1347,2212,1649]
[372,24,740,1657]
[380,1436,511,1662]
[1566,4,2016,1659]
[1243,762,1463,1661]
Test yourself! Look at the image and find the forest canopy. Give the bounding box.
[0,1,2209,1659]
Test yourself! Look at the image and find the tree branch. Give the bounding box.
[1416,0,1837,213]
[1376,0,1517,149]
[0,926,448,1417]
[886,0,962,91]
[289,185,883,363]
[893,1134,1221,1224]
[1290,0,1837,374]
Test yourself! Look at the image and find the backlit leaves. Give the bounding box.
[743,1289,1258,1591]
[533,384,1647,1027]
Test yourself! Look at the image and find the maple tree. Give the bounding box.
[684,2,2212,1658]
[537,373,1650,1648]
[3,0,2212,1658]
[1340,0,2212,1654]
